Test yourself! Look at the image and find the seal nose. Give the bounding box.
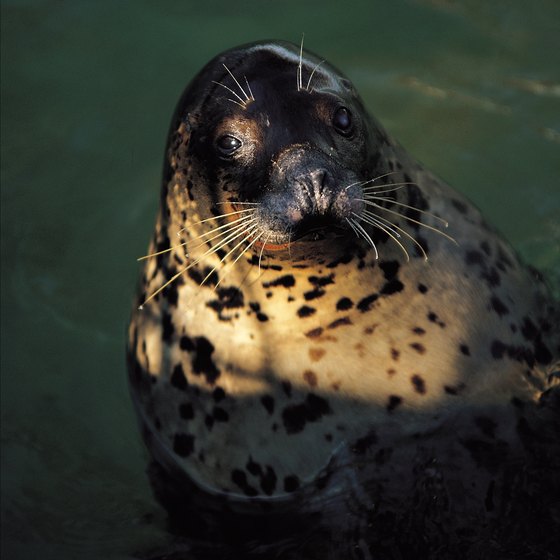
[296,168,332,214]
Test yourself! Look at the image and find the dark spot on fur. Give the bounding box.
[461,438,509,473]
[460,343,471,356]
[263,275,295,288]
[387,395,403,412]
[213,406,229,422]
[256,312,269,322]
[491,340,506,359]
[465,249,484,266]
[379,260,400,280]
[179,402,194,420]
[482,267,501,288]
[260,466,277,495]
[357,293,378,312]
[303,370,318,387]
[351,430,378,454]
[212,387,226,402]
[380,279,404,295]
[173,433,195,457]
[475,416,497,439]
[297,305,316,318]
[417,283,428,294]
[308,274,335,287]
[305,327,323,338]
[261,395,275,414]
[427,311,445,328]
[451,199,468,214]
[284,475,300,492]
[183,337,220,384]
[412,327,426,335]
[490,295,509,317]
[179,335,195,352]
[391,348,400,361]
[170,363,188,391]
[534,336,552,365]
[327,317,352,329]
[444,383,466,395]
[162,312,174,342]
[336,297,353,311]
[411,374,426,394]
[282,381,292,398]
[304,288,326,300]
[162,282,179,306]
[326,253,353,268]
[410,342,426,355]
[231,469,258,497]
[480,241,491,256]
[246,457,261,476]
[282,393,332,434]
[207,287,244,320]
[521,317,538,340]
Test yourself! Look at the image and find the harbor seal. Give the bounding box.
[127,41,559,558]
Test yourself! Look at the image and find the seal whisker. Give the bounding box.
[361,200,457,244]
[192,208,256,225]
[140,218,260,306]
[361,207,435,259]
[212,229,265,290]
[345,171,402,191]
[258,230,273,276]
[137,242,188,262]
[297,34,305,91]
[216,201,262,206]
[305,59,325,92]
[138,264,190,308]
[212,80,246,105]
[193,217,259,250]
[202,223,261,289]
[222,63,252,102]
[363,195,450,227]
[139,213,255,262]
[359,211,411,262]
[362,185,408,195]
[188,215,258,247]
[244,76,255,101]
[362,182,417,193]
[350,213,379,259]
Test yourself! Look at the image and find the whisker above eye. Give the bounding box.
[222,64,253,102]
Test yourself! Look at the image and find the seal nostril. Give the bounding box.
[310,169,329,193]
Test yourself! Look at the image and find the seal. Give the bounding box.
[127,41,559,558]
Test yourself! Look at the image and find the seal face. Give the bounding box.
[128,41,559,556]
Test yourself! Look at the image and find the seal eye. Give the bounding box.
[333,107,353,136]
[216,135,242,156]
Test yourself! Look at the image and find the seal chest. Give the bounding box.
[127,41,559,555]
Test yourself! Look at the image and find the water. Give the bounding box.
[1,1,559,558]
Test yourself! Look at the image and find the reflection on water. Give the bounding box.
[1,0,558,558]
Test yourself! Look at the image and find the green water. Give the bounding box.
[1,1,559,559]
